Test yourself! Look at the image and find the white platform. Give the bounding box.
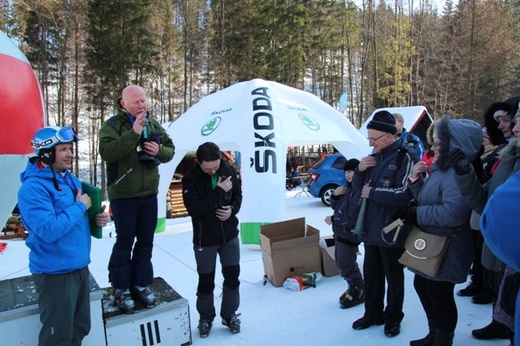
[0,272,104,346]
[102,277,192,346]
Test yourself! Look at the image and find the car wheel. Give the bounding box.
[320,185,337,207]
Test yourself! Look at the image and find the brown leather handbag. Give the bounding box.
[398,225,453,278]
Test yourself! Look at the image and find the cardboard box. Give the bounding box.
[320,236,340,277]
[260,217,321,287]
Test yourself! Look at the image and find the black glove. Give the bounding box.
[392,206,417,225]
[448,147,470,175]
[392,208,407,221]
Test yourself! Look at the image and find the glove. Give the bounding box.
[392,208,407,221]
[448,147,470,175]
[392,206,417,225]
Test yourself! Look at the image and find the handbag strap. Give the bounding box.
[381,219,404,245]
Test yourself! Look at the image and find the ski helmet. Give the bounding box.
[31,126,79,163]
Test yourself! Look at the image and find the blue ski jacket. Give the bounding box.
[18,160,91,274]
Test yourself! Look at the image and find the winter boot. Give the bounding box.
[197,319,212,338]
[222,314,241,334]
[114,288,135,314]
[471,288,493,304]
[432,329,454,346]
[457,277,482,297]
[339,283,365,309]
[339,288,349,303]
[472,319,513,340]
[410,319,436,346]
[131,285,156,308]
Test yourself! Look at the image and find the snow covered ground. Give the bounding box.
[0,189,508,345]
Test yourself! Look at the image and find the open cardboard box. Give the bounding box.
[320,236,340,277]
[260,217,321,287]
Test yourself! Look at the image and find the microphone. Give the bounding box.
[142,112,149,141]
[138,111,158,167]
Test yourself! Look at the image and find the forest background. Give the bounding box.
[2,0,520,192]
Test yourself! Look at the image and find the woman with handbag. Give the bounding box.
[394,115,483,346]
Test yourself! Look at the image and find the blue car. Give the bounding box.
[307,153,347,206]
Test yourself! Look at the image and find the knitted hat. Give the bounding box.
[367,110,397,134]
[343,158,360,172]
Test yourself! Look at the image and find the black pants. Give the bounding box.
[413,274,457,331]
[109,195,158,289]
[363,245,405,323]
[470,229,484,283]
[33,267,90,346]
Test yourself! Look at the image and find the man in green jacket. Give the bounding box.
[99,85,175,313]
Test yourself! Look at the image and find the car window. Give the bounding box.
[311,157,327,169]
[331,156,347,170]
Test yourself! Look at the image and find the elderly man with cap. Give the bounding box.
[350,111,418,337]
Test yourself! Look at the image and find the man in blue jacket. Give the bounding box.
[18,126,109,345]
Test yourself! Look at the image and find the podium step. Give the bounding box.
[102,277,192,346]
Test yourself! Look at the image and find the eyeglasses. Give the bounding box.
[431,142,441,148]
[367,133,387,143]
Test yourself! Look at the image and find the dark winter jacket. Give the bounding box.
[352,137,417,247]
[99,109,175,201]
[182,162,242,247]
[329,182,361,245]
[409,116,482,283]
[454,138,520,271]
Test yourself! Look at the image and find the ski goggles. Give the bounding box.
[55,126,78,142]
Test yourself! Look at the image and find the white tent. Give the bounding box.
[158,79,371,244]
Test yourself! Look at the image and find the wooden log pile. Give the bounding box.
[168,180,188,218]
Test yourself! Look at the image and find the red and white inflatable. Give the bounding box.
[0,31,45,224]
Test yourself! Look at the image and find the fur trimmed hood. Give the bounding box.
[497,138,519,162]
[483,102,510,146]
[433,115,483,170]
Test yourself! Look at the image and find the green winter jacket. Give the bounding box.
[99,110,175,201]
